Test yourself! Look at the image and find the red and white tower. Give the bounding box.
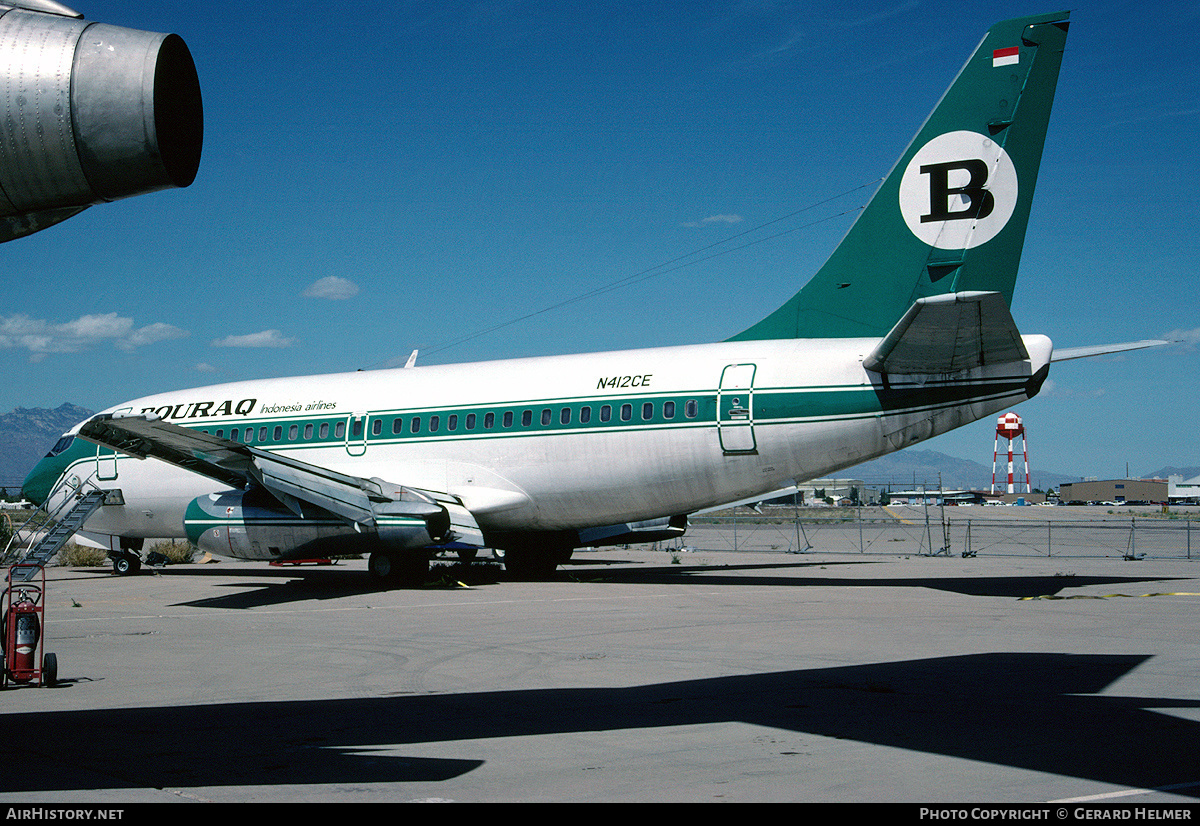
[991,412,1031,494]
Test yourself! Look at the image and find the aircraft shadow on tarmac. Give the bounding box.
[3,651,1197,796]
[155,557,1192,610]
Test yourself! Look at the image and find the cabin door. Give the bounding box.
[345,413,368,456]
[718,363,757,455]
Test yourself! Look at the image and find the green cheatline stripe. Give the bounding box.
[185,377,1029,450]
[185,516,425,527]
[56,376,1029,466]
[184,518,345,527]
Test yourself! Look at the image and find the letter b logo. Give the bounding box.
[919,159,995,223]
[899,131,1017,249]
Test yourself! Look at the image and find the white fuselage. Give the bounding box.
[38,334,1052,551]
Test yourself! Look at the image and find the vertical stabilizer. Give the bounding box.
[730,12,1069,341]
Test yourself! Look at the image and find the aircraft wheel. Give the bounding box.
[367,551,394,579]
[502,547,564,580]
[112,553,141,575]
[368,552,428,586]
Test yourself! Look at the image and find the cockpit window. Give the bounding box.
[47,435,74,457]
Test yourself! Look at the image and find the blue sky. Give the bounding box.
[2,0,1196,482]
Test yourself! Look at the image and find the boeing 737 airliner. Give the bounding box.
[20,12,1163,581]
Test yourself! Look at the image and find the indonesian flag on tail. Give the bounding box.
[992,46,1019,67]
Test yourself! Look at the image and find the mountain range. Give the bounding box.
[0,405,1192,496]
[841,448,1082,492]
[0,403,94,492]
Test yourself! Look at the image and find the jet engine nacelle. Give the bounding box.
[184,490,451,562]
[0,3,203,241]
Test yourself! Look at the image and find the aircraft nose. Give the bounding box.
[22,432,81,507]
[22,456,62,507]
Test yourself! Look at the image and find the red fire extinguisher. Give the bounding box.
[2,565,56,688]
[7,595,38,673]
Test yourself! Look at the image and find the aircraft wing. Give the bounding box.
[77,414,484,546]
[862,291,1028,375]
[80,413,256,490]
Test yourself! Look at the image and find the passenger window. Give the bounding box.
[642,402,653,420]
[579,406,591,424]
[663,401,675,419]
[561,407,571,424]
[274,426,283,441]
[685,399,698,418]
[600,405,612,422]
[304,424,314,439]
[541,409,552,426]
[334,422,345,439]
[466,413,476,430]
[411,417,421,433]
[484,412,494,429]
[429,415,439,432]
[503,411,513,428]
[228,429,237,442]
[522,410,532,427]
[288,425,299,441]
[448,414,458,431]
[620,404,632,421]
[258,427,268,442]
[319,422,329,439]
[372,419,382,436]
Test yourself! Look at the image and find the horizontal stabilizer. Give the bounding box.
[1050,340,1169,362]
[863,291,1028,374]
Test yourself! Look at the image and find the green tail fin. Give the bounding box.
[730,11,1070,342]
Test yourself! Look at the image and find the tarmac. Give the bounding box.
[2,534,1200,805]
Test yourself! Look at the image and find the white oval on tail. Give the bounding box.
[898,130,1017,250]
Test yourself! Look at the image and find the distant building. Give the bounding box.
[886,489,984,506]
[982,491,1047,505]
[1168,475,1200,504]
[1058,479,1168,504]
[784,479,880,506]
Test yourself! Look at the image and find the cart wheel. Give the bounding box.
[42,653,56,687]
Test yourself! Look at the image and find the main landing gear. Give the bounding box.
[367,551,430,586]
[366,545,573,585]
[500,546,573,580]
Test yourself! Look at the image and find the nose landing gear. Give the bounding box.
[109,538,143,576]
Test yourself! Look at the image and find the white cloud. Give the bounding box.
[211,329,295,348]
[1162,327,1200,350]
[303,276,359,300]
[0,312,187,360]
[120,321,190,351]
[1038,380,1106,400]
[680,214,745,228]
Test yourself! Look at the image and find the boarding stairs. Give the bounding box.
[2,479,110,583]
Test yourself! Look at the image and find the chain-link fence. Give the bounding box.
[682,508,1200,559]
